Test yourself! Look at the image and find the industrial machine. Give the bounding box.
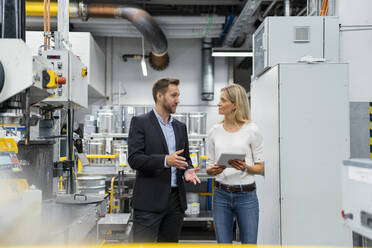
[252,16,339,77]
[41,49,88,109]
[342,159,372,240]
[0,39,58,130]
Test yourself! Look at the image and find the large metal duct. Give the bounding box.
[201,38,214,101]
[78,2,169,70]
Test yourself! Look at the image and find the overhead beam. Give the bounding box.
[223,0,263,47]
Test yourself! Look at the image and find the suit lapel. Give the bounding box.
[149,110,169,154]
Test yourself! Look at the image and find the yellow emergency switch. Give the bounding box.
[42,70,58,89]
[81,67,87,77]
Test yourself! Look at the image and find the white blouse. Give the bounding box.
[207,122,264,185]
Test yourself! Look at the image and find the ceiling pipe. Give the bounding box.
[24,1,169,70]
[201,38,214,101]
[78,2,169,70]
[284,0,291,16]
[222,0,260,48]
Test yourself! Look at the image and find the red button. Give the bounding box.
[58,77,66,84]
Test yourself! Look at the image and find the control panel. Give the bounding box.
[41,49,88,109]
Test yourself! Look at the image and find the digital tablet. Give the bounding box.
[217,153,246,167]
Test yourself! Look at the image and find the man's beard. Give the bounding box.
[162,100,176,114]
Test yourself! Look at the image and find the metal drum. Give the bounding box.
[188,112,207,135]
[123,106,135,133]
[87,138,105,155]
[189,145,200,168]
[172,113,188,130]
[185,193,200,216]
[84,114,96,135]
[97,107,114,133]
[113,140,130,172]
[112,105,123,133]
[77,176,106,195]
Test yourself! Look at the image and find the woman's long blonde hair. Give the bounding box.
[221,84,251,124]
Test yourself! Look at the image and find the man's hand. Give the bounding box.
[166,149,188,170]
[185,168,201,185]
[228,159,247,171]
[206,164,226,175]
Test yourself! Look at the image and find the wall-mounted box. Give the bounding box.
[253,16,339,78]
[26,31,106,98]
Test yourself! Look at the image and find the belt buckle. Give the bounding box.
[226,185,231,192]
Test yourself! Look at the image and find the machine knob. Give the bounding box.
[58,76,66,85]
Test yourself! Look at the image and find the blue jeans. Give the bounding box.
[213,187,259,244]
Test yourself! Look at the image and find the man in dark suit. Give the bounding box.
[128,77,201,243]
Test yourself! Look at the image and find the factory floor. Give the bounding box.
[82,223,241,245]
[82,224,218,244]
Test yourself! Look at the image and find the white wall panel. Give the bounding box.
[337,0,372,101]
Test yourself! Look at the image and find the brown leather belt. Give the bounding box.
[215,181,256,193]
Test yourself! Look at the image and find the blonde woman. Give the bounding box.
[206,84,264,244]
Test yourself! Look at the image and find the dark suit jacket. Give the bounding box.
[128,110,193,213]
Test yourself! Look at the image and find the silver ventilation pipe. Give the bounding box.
[78,2,169,70]
[284,0,291,16]
[201,38,214,101]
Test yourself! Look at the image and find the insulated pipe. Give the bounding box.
[43,0,47,49]
[201,38,214,101]
[25,1,78,17]
[81,3,169,70]
[47,0,50,48]
[25,1,169,70]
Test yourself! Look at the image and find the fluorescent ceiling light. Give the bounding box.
[212,48,253,57]
[141,58,148,77]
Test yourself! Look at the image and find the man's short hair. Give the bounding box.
[152,77,180,103]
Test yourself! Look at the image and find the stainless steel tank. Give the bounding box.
[188,112,207,135]
[84,114,96,135]
[87,138,105,155]
[135,106,146,116]
[123,106,135,133]
[185,192,200,216]
[112,105,123,133]
[97,106,114,133]
[172,113,188,130]
[189,145,200,168]
[113,140,131,173]
[77,176,106,195]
